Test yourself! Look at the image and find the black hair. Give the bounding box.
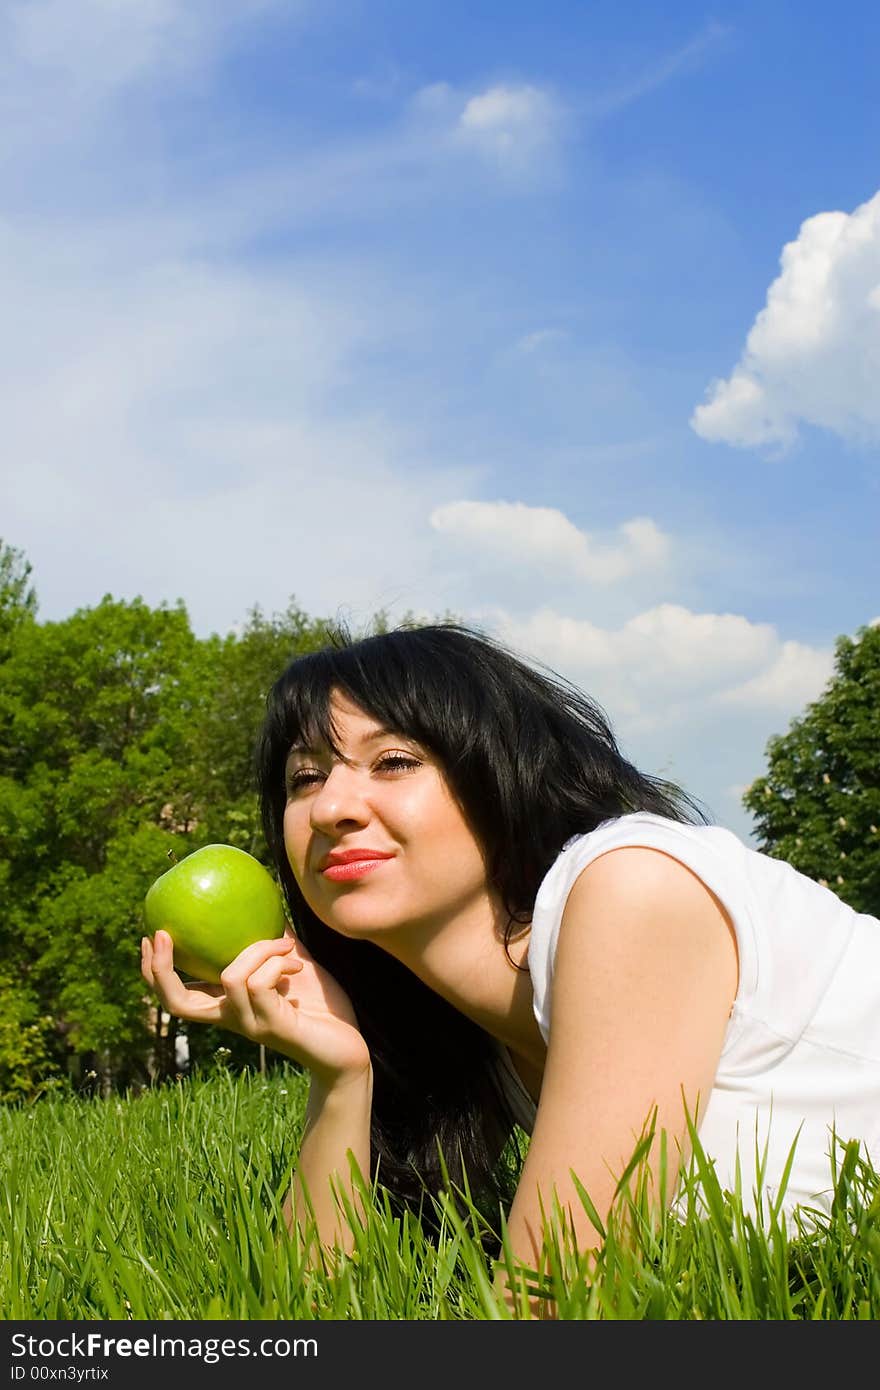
[255,620,710,1234]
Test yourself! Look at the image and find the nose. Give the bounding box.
[308,761,371,833]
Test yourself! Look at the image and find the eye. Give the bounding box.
[374,753,422,775]
[286,767,323,793]
[285,752,422,795]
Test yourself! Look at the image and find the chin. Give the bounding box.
[321,908,395,939]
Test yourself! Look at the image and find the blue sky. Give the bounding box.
[2,0,878,844]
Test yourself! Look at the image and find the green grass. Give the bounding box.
[2,1066,880,1319]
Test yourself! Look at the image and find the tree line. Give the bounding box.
[1,538,877,1102]
[0,538,409,1098]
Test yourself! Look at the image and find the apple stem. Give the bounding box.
[167,849,179,864]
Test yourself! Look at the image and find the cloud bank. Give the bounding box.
[430,500,670,584]
[691,188,880,449]
[484,602,833,728]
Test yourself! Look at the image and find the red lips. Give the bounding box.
[317,847,395,871]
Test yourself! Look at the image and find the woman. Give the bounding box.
[141,620,880,1312]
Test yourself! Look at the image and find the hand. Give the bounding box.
[141,926,372,1084]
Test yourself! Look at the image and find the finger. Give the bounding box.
[146,929,185,1009]
[214,936,297,1035]
[246,951,303,996]
[150,928,177,979]
[218,933,302,988]
[266,955,304,1000]
[284,933,316,965]
[148,930,224,1020]
[141,935,155,989]
[245,953,305,1031]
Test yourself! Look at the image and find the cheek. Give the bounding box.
[409,789,486,872]
[401,774,468,830]
[282,804,307,873]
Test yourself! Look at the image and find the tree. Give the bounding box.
[0,593,203,1090]
[0,576,457,1093]
[0,542,51,1099]
[743,621,880,917]
[181,599,334,855]
[0,538,37,663]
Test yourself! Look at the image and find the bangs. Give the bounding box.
[274,655,340,760]
[263,630,481,780]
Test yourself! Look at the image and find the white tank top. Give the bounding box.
[497,812,880,1221]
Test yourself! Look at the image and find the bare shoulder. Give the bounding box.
[552,842,740,1027]
[567,844,738,957]
[571,840,729,902]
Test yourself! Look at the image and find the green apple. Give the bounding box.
[143,843,287,983]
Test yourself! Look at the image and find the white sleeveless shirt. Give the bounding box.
[496,812,880,1222]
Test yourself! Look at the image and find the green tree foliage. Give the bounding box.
[0,538,37,662]
[743,622,880,917]
[0,967,60,1103]
[0,544,431,1095]
[0,592,205,1090]
[184,600,334,853]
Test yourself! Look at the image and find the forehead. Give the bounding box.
[327,689,374,722]
[287,688,400,757]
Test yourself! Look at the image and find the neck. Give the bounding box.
[382,894,546,1070]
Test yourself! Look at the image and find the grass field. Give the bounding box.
[3,1065,880,1320]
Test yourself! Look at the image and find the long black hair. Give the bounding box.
[255,620,710,1228]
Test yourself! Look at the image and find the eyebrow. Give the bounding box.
[287,726,402,756]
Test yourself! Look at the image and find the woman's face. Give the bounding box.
[282,688,492,946]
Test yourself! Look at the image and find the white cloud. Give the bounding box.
[493,602,773,684]
[6,0,287,90]
[691,188,880,448]
[430,500,670,584]
[409,80,566,180]
[455,84,562,170]
[619,605,778,682]
[469,600,834,840]
[481,603,831,725]
[714,641,834,709]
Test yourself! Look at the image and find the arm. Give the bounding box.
[142,928,374,1264]
[496,845,739,1317]
[283,1065,373,1265]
